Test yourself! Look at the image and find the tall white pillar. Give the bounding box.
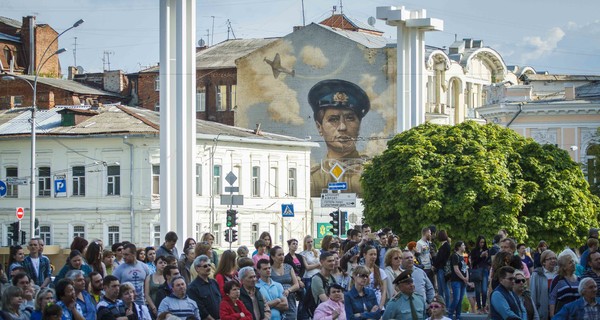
[159,0,197,245]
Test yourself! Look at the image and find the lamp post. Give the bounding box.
[1,18,83,240]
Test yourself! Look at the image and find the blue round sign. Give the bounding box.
[0,180,6,197]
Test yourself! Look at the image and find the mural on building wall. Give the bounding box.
[235,25,397,198]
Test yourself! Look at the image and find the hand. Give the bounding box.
[126,308,133,316]
[332,310,340,319]
[283,290,289,297]
[468,282,475,288]
[482,251,488,257]
[370,305,379,312]
[240,313,246,318]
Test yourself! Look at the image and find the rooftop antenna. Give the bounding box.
[211,16,215,46]
[332,6,336,15]
[73,36,78,66]
[206,29,210,46]
[226,19,236,40]
[339,0,343,15]
[102,50,114,71]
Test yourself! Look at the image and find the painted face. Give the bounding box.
[316,108,361,155]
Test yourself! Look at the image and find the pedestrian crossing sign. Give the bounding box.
[282,204,294,217]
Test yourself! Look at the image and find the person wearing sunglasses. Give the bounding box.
[512,270,538,320]
[187,255,221,320]
[345,266,383,320]
[425,295,450,320]
[490,266,527,320]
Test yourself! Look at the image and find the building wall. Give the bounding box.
[137,72,159,110]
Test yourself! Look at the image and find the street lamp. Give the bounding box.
[1,18,83,240]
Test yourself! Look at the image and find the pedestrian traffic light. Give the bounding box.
[226,209,238,227]
[20,230,26,245]
[10,222,19,243]
[329,210,340,236]
[231,229,238,242]
[340,211,347,236]
[225,229,231,243]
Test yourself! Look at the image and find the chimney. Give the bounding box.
[68,66,79,80]
[565,85,575,100]
[22,16,36,75]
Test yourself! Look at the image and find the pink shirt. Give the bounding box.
[313,298,346,320]
[253,253,270,267]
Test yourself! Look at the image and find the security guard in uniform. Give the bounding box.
[382,270,428,320]
[308,79,370,197]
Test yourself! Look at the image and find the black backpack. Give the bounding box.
[303,273,336,318]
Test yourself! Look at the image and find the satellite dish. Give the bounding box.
[76,66,84,74]
[367,16,376,26]
[198,39,205,47]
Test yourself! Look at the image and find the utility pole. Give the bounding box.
[103,51,114,71]
[211,16,215,46]
[226,20,236,40]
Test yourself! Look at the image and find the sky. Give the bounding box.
[4,0,600,75]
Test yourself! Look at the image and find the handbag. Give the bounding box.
[469,268,483,282]
[443,258,453,279]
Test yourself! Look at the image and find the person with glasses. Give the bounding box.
[512,270,539,320]
[345,266,383,320]
[425,295,451,320]
[187,255,221,320]
[111,243,124,268]
[530,250,557,320]
[553,277,600,319]
[382,269,427,320]
[384,248,403,298]
[490,266,527,320]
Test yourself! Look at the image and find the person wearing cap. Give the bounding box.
[426,295,451,320]
[314,283,346,320]
[308,79,370,197]
[382,270,427,320]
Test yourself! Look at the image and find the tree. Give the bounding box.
[361,121,599,249]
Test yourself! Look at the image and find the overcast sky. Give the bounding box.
[5,0,600,75]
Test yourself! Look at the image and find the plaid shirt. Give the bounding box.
[22,255,51,286]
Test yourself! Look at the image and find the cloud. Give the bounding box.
[300,46,328,69]
[519,27,565,63]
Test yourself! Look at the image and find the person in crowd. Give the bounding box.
[533,241,548,270]
[237,246,249,260]
[490,266,527,320]
[238,266,271,320]
[579,238,598,273]
[256,258,288,320]
[31,287,55,320]
[111,243,124,269]
[399,249,435,303]
[156,231,179,259]
[382,270,427,320]
[201,233,220,267]
[344,266,382,320]
[406,241,422,268]
[144,246,157,275]
[237,257,254,270]
[311,252,337,306]
[470,235,491,314]
[579,228,599,256]
[582,250,600,296]
[361,245,388,308]
[96,275,126,320]
[67,270,96,320]
[88,271,104,303]
[12,272,35,312]
[180,238,197,260]
[432,230,451,305]
[70,237,89,259]
[513,269,539,320]
[518,243,534,274]
[145,255,168,317]
[416,227,435,284]
[219,280,252,320]
[55,278,85,320]
[55,250,93,284]
[252,240,269,268]
[177,246,196,284]
[85,242,106,277]
[531,249,558,320]
[157,276,200,319]
[153,265,180,309]
[331,251,351,290]
[383,248,403,298]
[119,282,151,320]
[3,286,30,320]
[252,232,272,257]
[553,277,600,319]
[215,250,239,296]
[270,246,300,319]
[194,242,216,279]
[378,232,389,267]
[313,283,345,320]
[549,253,580,317]
[7,245,25,279]
[24,237,52,288]
[284,238,306,301]
[426,295,451,320]
[448,241,474,320]
[388,234,400,249]
[299,234,321,317]
[113,243,150,305]
[500,238,531,279]
[340,241,360,281]
[136,249,146,262]
[44,304,63,320]
[320,235,334,255]
[489,251,516,290]
[187,255,221,320]
[102,250,115,275]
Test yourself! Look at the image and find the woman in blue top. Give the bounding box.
[344,266,384,320]
[31,288,56,320]
[54,250,93,284]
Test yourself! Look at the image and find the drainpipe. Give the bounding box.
[123,136,135,242]
[506,103,523,128]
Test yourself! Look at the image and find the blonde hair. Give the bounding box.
[303,235,319,257]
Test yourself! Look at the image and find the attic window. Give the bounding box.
[62,113,75,126]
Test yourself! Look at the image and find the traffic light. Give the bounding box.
[226,209,238,227]
[329,210,340,236]
[231,229,238,242]
[340,211,347,236]
[20,230,26,245]
[224,229,231,243]
[10,222,19,243]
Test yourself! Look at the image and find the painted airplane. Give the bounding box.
[264,53,295,79]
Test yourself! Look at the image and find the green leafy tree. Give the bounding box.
[362,121,599,249]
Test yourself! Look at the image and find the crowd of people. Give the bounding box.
[0,225,599,320]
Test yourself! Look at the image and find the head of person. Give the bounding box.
[216,250,237,275]
[163,265,180,283]
[170,276,187,298]
[421,227,431,240]
[393,270,415,295]
[164,255,177,267]
[103,249,115,266]
[361,224,371,238]
[327,283,345,303]
[269,246,284,265]
[183,246,196,262]
[537,240,548,253]
[256,259,271,279]
[498,229,508,240]
[454,241,465,252]
[259,232,272,248]
[378,232,388,246]
[321,235,333,251]
[201,233,215,246]
[500,238,517,254]
[65,269,86,293]
[195,242,212,258]
[351,265,370,288]
[34,287,55,312]
[512,270,527,295]
[193,255,212,279]
[145,246,156,263]
[579,277,598,302]
[388,235,399,248]
[2,286,23,313]
[517,243,527,256]
[89,271,103,293]
[287,239,298,252]
[407,241,417,253]
[70,237,89,255]
[557,253,576,277]
[223,280,241,301]
[43,303,63,320]
[360,245,378,266]
[384,248,403,268]
[320,251,336,271]
[9,264,26,278]
[308,79,369,157]
[588,238,599,252]
[154,255,168,273]
[12,272,31,290]
[237,245,249,258]
[349,229,361,242]
[9,245,24,263]
[475,235,487,249]
[119,282,136,304]
[237,257,254,269]
[27,238,41,256]
[164,231,178,249]
[238,266,257,289]
[122,243,138,264]
[85,241,103,265]
[328,242,341,255]
[254,239,266,254]
[68,250,84,269]
[589,251,600,270]
[55,278,76,304]
[497,266,516,290]
[37,237,46,253]
[540,250,558,271]
[103,275,120,300]
[303,235,315,251]
[401,249,415,270]
[111,242,124,258]
[136,248,146,262]
[428,295,447,318]
[183,238,196,253]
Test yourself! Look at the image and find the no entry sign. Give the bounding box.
[16,207,24,220]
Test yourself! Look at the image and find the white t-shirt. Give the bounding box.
[417,239,432,269]
[368,267,388,305]
[30,257,40,276]
[299,250,320,278]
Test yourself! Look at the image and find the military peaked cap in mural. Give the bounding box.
[308,79,370,119]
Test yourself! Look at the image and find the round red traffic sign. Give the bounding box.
[16,207,24,220]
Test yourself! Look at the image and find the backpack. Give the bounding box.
[303,273,336,318]
[444,254,455,279]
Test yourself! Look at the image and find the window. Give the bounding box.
[213,224,221,246]
[252,166,260,197]
[108,226,120,246]
[288,168,297,197]
[13,96,23,107]
[72,166,85,196]
[107,165,120,195]
[40,226,51,245]
[196,164,202,195]
[212,165,221,195]
[217,85,227,111]
[195,223,202,241]
[38,167,51,197]
[270,167,278,197]
[6,167,17,198]
[251,223,259,244]
[231,85,236,109]
[152,165,160,195]
[153,225,160,247]
[196,91,206,112]
[154,103,160,112]
[73,225,85,238]
[154,76,160,91]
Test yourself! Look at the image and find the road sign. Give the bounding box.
[54,179,67,197]
[0,180,6,197]
[224,186,239,193]
[6,178,28,185]
[16,207,24,220]
[225,171,237,186]
[220,194,244,206]
[328,182,348,191]
[320,193,357,208]
[282,204,294,217]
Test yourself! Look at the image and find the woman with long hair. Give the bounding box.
[145,255,168,317]
[344,265,383,320]
[270,246,300,319]
[54,250,93,283]
[432,230,451,307]
[177,246,196,284]
[144,246,157,274]
[340,241,360,277]
[120,282,152,320]
[361,245,388,308]
[549,253,580,317]
[180,238,197,260]
[215,250,239,296]
[387,235,399,248]
[2,286,28,320]
[7,245,24,279]
[469,235,490,314]
[70,237,89,258]
[383,248,403,298]
[320,235,334,254]
[30,287,56,320]
[298,235,320,319]
[201,233,220,266]
[530,250,558,320]
[448,241,473,320]
[136,248,146,262]
[84,241,106,277]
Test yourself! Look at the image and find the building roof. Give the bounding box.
[521,74,600,82]
[0,17,21,29]
[315,23,390,49]
[0,33,20,43]
[16,75,121,97]
[319,14,383,34]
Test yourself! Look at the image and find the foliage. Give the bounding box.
[361,121,599,249]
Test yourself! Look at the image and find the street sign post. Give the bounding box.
[281,204,294,217]
[320,193,357,208]
[0,180,6,197]
[16,207,24,220]
[6,178,28,185]
[328,182,348,191]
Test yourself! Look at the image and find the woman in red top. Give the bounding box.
[220,280,252,320]
[215,250,239,296]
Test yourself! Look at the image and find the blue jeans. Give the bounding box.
[474,268,489,309]
[449,281,466,320]
[437,268,450,307]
